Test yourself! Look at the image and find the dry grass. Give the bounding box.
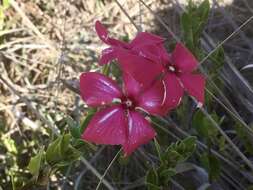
[1,0,253,189]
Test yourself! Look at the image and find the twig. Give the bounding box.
[205,88,253,135]
[80,157,115,190]
[114,0,140,32]
[199,15,253,66]
[153,117,240,171]
[9,0,56,52]
[101,0,253,146]
[0,75,115,190]
[200,107,253,171]
[138,0,180,42]
[95,148,122,190]
[74,146,106,190]
[152,118,248,188]
[0,75,60,135]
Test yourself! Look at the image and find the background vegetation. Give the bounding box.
[1,0,253,189]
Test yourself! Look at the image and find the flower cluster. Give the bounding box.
[80,21,205,156]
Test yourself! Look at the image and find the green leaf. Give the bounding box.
[64,145,81,162]
[46,136,62,164]
[163,136,197,167]
[10,172,16,190]
[121,34,130,42]
[200,153,221,181]
[102,64,110,76]
[66,116,81,138]
[146,183,161,190]
[46,134,71,164]
[111,61,122,79]
[154,138,162,161]
[118,154,130,165]
[46,134,81,166]
[181,12,194,51]
[209,46,225,75]
[159,167,176,185]
[3,0,10,9]
[160,168,176,178]
[208,154,221,180]
[80,108,96,134]
[146,167,160,189]
[182,136,197,153]
[218,136,226,152]
[180,0,210,56]
[198,0,210,22]
[235,123,253,155]
[192,111,219,139]
[60,134,71,154]
[3,137,17,154]
[28,148,44,180]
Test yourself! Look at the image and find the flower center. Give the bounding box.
[124,99,133,108]
[168,65,176,72]
[121,96,136,110]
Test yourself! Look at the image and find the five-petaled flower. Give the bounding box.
[80,72,166,156]
[79,21,206,156]
[116,43,206,110]
[95,20,169,65]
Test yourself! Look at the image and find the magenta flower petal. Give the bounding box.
[99,47,116,65]
[95,20,110,45]
[159,45,171,65]
[180,73,206,105]
[80,72,122,107]
[129,32,169,64]
[132,44,170,65]
[171,43,198,73]
[122,73,141,97]
[95,20,128,47]
[132,44,160,62]
[163,73,184,109]
[82,105,127,145]
[129,32,164,48]
[123,111,156,156]
[116,49,164,88]
[137,80,168,116]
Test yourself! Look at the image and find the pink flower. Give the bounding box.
[117,43,206,110]
[80,72,166,156]
[95,20,169,65]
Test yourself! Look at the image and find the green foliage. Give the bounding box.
[192,110,219,140]
[28,148,44,181]
[234,123,253,155]
[146,137,197,189]
[146,167,161,190]
[25,134,82,188]
[175,96,191,127]
[200,153,221,181]
[45,134,80,166]
[67,116,81,139]
[193,110,226,150]
[162,136,197,166]
[111,61,122,79]
[208,47,225,75]
[205,46,225,107]
[0,0,10,30]
[180,0,210,56]
[80,108,96,134]
[192,111,222,181]
[102,64,111,76]
[2,137,17,154]
[180,0,225,109]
